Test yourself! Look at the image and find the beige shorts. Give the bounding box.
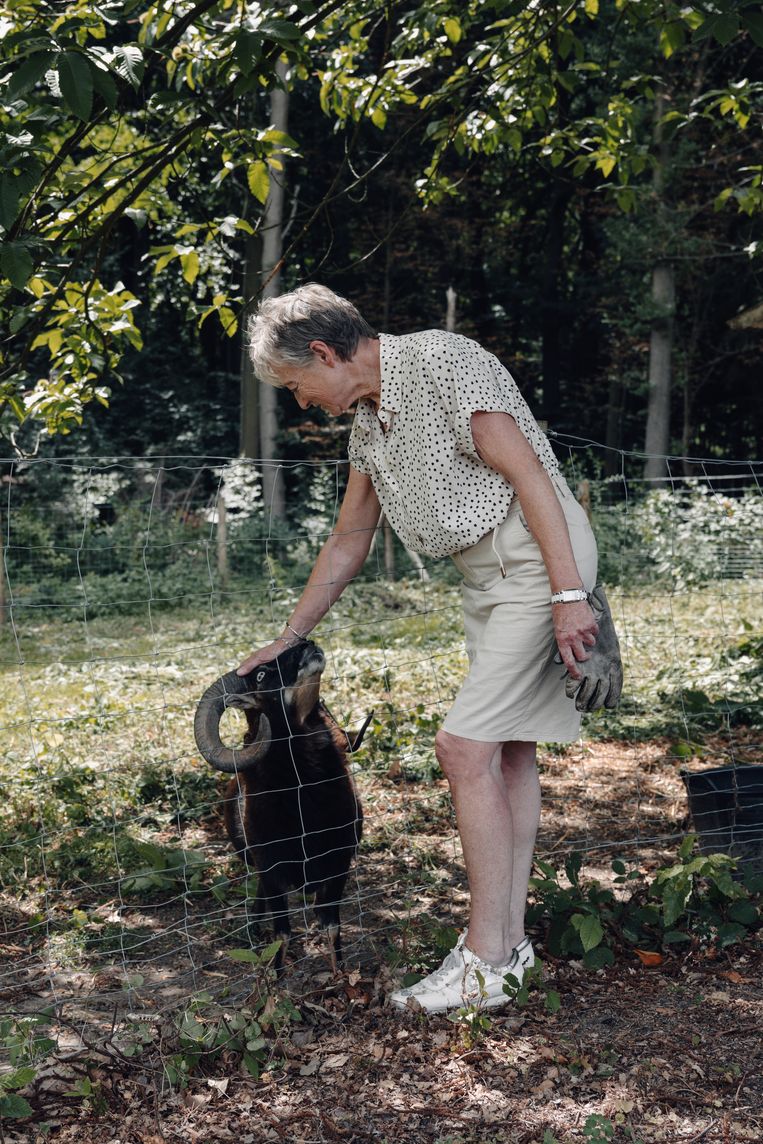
[442,477,598,744]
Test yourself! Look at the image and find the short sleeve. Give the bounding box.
[347,409,372,475]
[424,335,524,458]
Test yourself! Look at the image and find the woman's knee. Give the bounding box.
[500,741,537,771]
[435,730,497,782]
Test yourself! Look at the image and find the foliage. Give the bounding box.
[0,1011,56,1121]
[119,841,209,895]
[527,837,762,962]
[626,484,763,588]
[321,0,763,208]
[0,0,761,451]
[0,0,334,437]
[138,946,300,1086]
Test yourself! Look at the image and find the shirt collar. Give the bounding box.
[377,332,403,414]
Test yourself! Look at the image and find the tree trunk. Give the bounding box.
[445,285,456,332]
[239,229,262,458]
[259,60,289,519]
[604,373,624,477]
[643,88,674,483]
[539,186,570,423]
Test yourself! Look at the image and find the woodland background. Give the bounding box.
[0,0,761,479]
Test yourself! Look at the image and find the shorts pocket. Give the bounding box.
[452,551,505,592]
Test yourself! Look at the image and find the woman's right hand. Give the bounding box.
[236,639,292,676]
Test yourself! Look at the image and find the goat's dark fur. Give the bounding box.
[197,642,365,971]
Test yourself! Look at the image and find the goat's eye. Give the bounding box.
[256,670,266,683]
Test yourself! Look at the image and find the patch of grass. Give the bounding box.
[0,575,760,1006]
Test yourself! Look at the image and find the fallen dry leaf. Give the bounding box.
[323,1052,350,1069]
[720,970,750,983]
[299,1056,320,1076]
[634,949,664,966]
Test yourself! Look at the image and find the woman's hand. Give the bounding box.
[552,600,599,679]
[236,639,294,676]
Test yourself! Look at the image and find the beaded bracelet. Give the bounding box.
[285,621,308,640]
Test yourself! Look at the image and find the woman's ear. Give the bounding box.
[308,339,335,366]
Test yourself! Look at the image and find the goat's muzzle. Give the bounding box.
[194,670,271,773]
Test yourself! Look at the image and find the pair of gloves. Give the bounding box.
[560,585,624,713]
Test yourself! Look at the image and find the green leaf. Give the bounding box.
[717,922,746,947]
[0,1066,36,1090]
[662,929,691,943]
[577,914,604,952]
[228,947,262,963]
[694,13,740,46]
[659,21,685,58]
[544,989,561,1013]
[90,63,118,110]
[7,51,55,100]
[180,250,199,285]
[743,12,763,48]
[113,44,144,89]
[0,178,21,232]
[678,834,696,861]
[582,945,614,969]
[728,899,758,925]
[661,883,689,928]
[259,18,302,41]
[58,51,93,120]
[565,851,583,886]
[247,160,270,204]
[0,1093,33,1119]
[0,242,34,289]
[234,30,262,75]
[444,17,462,43]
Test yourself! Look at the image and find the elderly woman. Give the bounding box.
[238,283,599,1014]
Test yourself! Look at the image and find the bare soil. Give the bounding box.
[4,731,762,1144]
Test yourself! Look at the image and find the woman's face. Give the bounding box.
[271,344,353,416]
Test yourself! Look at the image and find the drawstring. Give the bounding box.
[491,520,507,578]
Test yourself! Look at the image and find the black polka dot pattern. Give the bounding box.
[347,330,562,558]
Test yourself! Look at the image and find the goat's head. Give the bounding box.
[194,641,326,773]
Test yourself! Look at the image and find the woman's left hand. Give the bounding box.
[552,600,599,679]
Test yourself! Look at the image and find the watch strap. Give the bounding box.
[550,588,590,604]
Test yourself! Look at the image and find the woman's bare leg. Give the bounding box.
[435,731,540,965]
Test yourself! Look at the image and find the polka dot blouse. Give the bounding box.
[347,330,562,558]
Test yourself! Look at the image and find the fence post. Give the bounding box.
[383,516,395,580]
[577,478,592,522]
[217,493,228,591]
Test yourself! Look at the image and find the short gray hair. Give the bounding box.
[247,284,376,386]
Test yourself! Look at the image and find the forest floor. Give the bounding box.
[5,730,762,1144]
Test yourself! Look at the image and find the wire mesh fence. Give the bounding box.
[0,445,761,1055]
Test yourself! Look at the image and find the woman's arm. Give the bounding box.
[470,410,598,679]
[237,466,381,674]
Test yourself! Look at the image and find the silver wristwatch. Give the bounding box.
[550,588,590,604]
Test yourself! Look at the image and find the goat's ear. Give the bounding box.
[350,710,375,753]
[225,692,259,711]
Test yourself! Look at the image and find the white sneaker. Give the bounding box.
[390,936,534,1015]
[514,935,536,974]
[389,929,466,1007]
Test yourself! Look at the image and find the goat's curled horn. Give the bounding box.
[194,670,271,773]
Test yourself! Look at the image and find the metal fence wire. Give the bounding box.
[0,444,761,1043]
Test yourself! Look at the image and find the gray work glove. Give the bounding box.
[563,585,623,712]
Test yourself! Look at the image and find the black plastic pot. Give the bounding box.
[682,764,763,875]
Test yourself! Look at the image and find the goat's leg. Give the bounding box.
[255,876,290,973]
[314,874,349,972]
